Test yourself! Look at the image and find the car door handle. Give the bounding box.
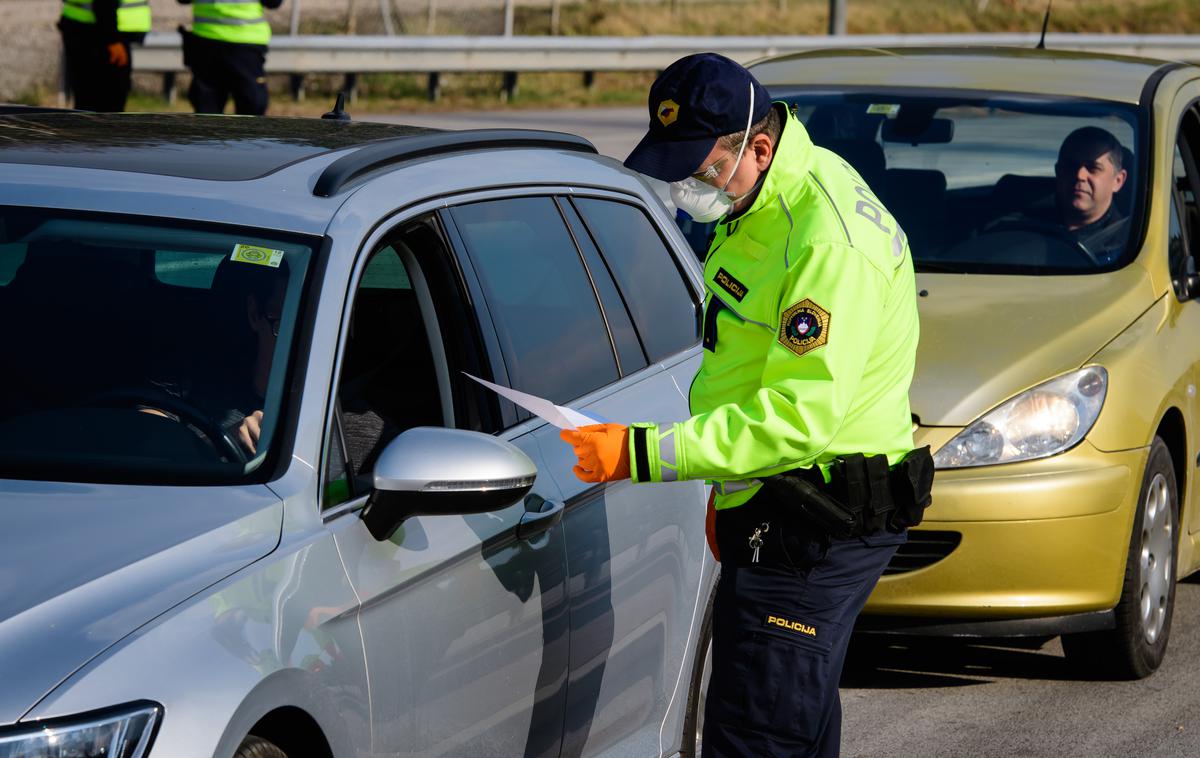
[517,494,564,541]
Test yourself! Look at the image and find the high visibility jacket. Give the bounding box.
[192,1,271,46]
[61,0,151,33]
[628,106,919,511]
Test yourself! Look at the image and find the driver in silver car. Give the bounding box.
[141,258,286,458]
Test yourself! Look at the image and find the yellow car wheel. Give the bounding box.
[1062,437,1178,679]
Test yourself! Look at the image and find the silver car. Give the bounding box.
[0,111,715,758]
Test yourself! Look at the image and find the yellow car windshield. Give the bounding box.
[779,91,1141,274]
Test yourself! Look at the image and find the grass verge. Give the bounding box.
[91,0,1200,114]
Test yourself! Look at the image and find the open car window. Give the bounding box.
[0,207,315,484]
[774,90,1142,274]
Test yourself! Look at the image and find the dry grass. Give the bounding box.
[44,0,1200,112]
[557,0,1200,37]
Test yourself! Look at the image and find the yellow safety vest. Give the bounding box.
[192,1,271,46]
[61,0,152,33]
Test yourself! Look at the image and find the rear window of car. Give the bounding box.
[773,90,1142,274]
[0,207,316,484]
[572,198,700,362]
[449,196,619,406]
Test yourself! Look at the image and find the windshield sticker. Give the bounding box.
[866,103,900,117]
[230,243,284,268]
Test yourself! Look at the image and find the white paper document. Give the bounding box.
[464,373,608,430]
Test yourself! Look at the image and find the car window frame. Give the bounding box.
[566,192,703,361]
[439,188,627,431]
[325,235,455,504]
[1170,102,1200,300]
[1170,145,1195,300]
[555,196,648,375]
[569,187,707,301]
[319,204,499,520]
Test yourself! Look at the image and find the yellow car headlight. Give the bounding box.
[933,367,1107,469]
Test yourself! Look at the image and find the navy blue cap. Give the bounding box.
[624,53,772,182]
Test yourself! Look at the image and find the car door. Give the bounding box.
[1168,101,1200,539]
[322,213,570,758]
[442,191,711,757]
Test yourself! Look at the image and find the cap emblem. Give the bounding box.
[657,99,680,127]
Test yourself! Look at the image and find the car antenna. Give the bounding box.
[1036,0,1052,49]
[322,91,352,122]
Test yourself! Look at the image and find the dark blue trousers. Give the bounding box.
[186,35,269,116]
[702,532,901,757]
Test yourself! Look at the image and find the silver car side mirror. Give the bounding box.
[361,427,537,541]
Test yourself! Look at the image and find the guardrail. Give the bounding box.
[127,32,1200,103]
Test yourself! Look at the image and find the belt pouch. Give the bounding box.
[864,453,895,533]
[888,446,935,530]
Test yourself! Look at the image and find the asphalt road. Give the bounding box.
[840,577,1200,758]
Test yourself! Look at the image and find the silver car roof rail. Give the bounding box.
[312,129,598,198]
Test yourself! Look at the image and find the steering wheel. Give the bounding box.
[87,387,249,465]
[983,218,1099,266]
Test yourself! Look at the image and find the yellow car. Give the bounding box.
[749,47,1200,678]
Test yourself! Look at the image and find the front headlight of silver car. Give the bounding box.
[0,703,160,758]
[933,367,1107,470]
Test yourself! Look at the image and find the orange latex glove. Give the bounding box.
[107,42,129,67]
[560,423,630,483]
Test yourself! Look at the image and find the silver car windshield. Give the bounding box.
[0,208,314,483]
[776,91,1142,274]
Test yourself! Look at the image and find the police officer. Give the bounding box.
[560,53,931,757]
[58,0,151,112]
[177,0,283,115]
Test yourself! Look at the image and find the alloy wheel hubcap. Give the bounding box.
[1139,473,1173,644]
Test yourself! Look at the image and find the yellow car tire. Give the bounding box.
[1061,437,1178,679]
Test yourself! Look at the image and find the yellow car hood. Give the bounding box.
[911,265,1156,427]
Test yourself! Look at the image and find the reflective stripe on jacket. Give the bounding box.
[61,0,151,32]
[192,1,271,45]
[61,0,97,25]
[628,105,919,511]
[116,0,151,33]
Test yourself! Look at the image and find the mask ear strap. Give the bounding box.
[720,83,757,193]
[742,82,756,136]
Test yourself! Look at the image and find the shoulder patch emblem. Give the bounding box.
[779,299,830,357]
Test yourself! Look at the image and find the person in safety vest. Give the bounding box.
[177,0,283,115]
[58,0,151,112]
[560,53,933,758]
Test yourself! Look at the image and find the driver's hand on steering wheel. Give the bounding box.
[237,410,264,454]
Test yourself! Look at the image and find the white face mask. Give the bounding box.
[669,83,757,223]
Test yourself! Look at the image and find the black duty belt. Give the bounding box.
[715,447,935,566]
